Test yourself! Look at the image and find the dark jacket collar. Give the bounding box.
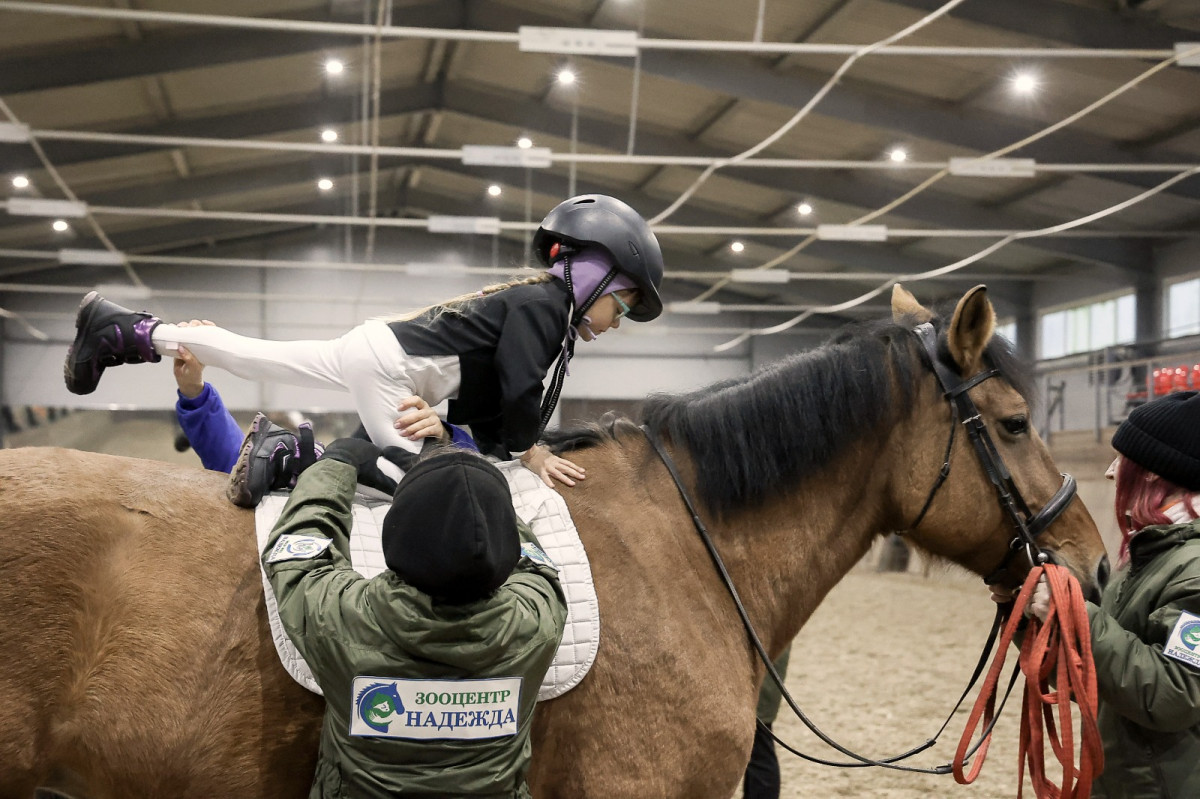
[1128,518,1200,569]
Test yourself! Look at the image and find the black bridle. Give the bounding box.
[640,321,1078,772]
[907,322,1077,586]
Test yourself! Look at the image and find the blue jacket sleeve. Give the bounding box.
[446,422,480,452]
[176,383,245,473]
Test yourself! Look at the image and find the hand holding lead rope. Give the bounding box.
[956,563,1102,798]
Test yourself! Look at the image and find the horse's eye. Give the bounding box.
[1001,416,1029,436]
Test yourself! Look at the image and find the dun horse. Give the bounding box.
[0,286,1107,798]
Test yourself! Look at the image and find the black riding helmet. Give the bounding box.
[532,194,664,322]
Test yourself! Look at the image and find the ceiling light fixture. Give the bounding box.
[320,128,338,143]
[797,202,813,216]
[324,59,344,75]
[487,184,502,197]
[52,219,69,232]
[1011,71,1039,96]
[517,136,533,149]
[317,178,334,191]
[12,175,30,189]
[730,241,745,253]
[889,147,908,163]
[557,68,576,85]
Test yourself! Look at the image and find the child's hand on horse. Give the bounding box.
[394,396,448,441]
[521,443,586,488]
[171,320,214,399]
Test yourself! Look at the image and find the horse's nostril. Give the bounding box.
[1096,555,1111,590]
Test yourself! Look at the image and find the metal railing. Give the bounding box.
[1036,347,1200,444]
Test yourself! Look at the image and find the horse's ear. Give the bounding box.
[947,285,995,374]
[891,284,934,324]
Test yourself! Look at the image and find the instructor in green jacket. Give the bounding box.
[262,441,567,798]
[1015,391,1200,798]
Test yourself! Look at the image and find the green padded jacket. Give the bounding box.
[1089,518,1200,799]
[262,459,567,799]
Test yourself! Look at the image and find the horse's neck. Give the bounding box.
[675,443,891,657]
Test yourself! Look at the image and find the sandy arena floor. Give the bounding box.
[765,570,1042,799]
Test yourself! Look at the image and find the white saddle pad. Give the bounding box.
[255,460,599,702]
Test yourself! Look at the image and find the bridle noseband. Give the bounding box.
[907,323,1077,585]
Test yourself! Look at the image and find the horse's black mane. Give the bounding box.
[544,313,1033,517]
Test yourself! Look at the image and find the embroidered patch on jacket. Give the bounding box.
[349,676,522,740]
[1163,610,1200,670]
[521,541,557,571]
[266,534,333,563]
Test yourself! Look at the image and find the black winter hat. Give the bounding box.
[382,450,520,604]
[1112,390,1200,491]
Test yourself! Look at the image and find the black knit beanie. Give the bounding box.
[382,450,520,604]
[1112,390,1200,491]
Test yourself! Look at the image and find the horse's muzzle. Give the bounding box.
[1048,549,1108,605]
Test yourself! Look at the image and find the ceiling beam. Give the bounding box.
[885,0,1200,157]
[620,49,1200,201]
[0,142,1051,296]
[6,0,1197,209]
[438,84,1151,272]
[887,0,1190,51]
[0,0,1166,273]
[6,197,846,320]
[0,1,464,95]
[1,147,1033,313]
[0,79,444,172]
[0,78,1152,272]
[459,1,1200,204]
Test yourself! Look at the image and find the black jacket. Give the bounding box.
[389,280,569,456]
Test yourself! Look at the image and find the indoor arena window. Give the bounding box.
[1167,276,1200,339]
[1039,293,1135,359]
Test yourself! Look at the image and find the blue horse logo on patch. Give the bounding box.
[1181,622,1200,651]
[355,682,404,733]
[285,539,320,557]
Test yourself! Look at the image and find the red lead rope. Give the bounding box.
[953,563,1104,798]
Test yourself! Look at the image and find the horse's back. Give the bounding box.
[0,446,245,618]
[0,443,230,503]
[0,447,322,799]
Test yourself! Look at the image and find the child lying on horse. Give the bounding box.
[64,194,663,489]
[168,322,479,504]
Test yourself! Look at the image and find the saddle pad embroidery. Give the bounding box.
[256,460,600,701]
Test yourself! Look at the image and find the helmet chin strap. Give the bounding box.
[538,249,615,437]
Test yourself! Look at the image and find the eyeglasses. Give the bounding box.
[612,293,633,321]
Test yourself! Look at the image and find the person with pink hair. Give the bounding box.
[998,391,1200,797]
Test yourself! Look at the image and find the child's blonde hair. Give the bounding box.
[381,272,554,323]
